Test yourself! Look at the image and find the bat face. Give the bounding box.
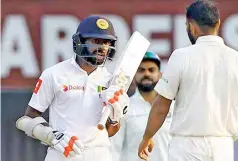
[97,31,150,130]
[114,70,131,91]
[108,31,151,92]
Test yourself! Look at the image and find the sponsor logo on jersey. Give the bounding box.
[62,84,85,92]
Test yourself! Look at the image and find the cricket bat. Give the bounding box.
[97,31,150,130]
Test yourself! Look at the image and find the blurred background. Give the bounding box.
[1,0,238,161]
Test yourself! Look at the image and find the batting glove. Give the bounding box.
[50,131,84,157]
[101,86,129,125]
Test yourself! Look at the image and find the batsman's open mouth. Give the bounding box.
[96,55,105,60]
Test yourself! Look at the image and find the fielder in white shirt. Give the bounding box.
[138,1,238,161]
[15,15,129,161]
[111,52,174,161]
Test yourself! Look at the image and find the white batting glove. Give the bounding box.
[101,86,129,125]
[50,131,84,158]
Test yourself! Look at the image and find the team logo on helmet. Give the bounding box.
[96,19,109,29]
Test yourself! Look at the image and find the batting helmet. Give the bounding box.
[72,15,117,66]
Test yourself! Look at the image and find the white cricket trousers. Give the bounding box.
[44,147,111,161]
[169,135,234,161]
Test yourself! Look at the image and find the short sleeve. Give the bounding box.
[154,50,181,100]
[28,69,54,112]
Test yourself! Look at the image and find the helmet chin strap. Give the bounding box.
[76,55,98,68]
[75,56,98,75]
[77,45,109,66]
[76,52,107,67]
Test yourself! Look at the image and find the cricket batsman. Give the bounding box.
[15,15,129,161]
[138,1,238,161]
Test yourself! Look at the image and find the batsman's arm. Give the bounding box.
[16,69,56,145]
[25,105,51,126]
[16,106,54,145]
[25,106,50,127]
[25,106,42,118]
[16,69,84,157]
[106,121,120,137]
[17,106,84,157]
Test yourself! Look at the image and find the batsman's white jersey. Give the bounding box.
[29,56,113,161]
[110,89,174,161]
[155,35,238,161]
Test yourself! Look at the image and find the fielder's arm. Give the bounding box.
[143,95,172,140]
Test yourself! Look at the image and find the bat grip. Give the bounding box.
[97,105,111,130]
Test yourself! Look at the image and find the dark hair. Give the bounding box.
[186,0,219,28]
[142,59,161,70]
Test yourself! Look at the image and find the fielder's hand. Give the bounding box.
[101,86,129,125]
[51,131,84,157]
[138,138,154,160]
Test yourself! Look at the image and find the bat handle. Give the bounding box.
[97,104,111,130]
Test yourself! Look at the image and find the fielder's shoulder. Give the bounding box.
[168,47,186,64]
[225,46,238,57]
[169,45,198,64]
[172,45,194,56]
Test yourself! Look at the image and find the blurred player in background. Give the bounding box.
[138,0,238,161]
[111,51,174,161]
[15,15,129,161]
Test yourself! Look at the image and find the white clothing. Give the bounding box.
[110,89,174,161]
[155,35,238,137]
[29,56,113,160]
[45,147,111,161]
[169,136,234,161]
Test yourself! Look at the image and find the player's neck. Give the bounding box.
[76,57,97,75]
[139,90,158,106]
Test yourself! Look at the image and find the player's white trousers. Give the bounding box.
[44,147,111,161]
[169,135,234,161]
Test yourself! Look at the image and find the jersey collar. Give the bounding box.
[70,55,104,75]
[196,35,224,45]
[70,55,86,73]
[132,88,147,103]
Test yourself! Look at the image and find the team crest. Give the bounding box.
[97,85,107,98]
[97,86,107,93]
[96,19,109,29]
